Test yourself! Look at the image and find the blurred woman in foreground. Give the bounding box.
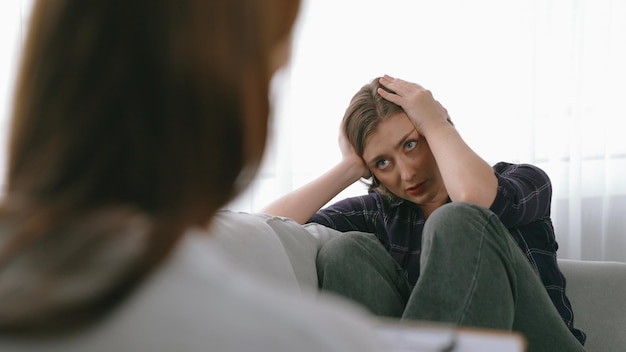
[0,1,380,351]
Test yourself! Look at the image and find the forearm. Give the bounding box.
[425,122,497,208]
[261,160,364,224]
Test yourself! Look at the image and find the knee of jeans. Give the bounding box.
[317,232,376,265]
[428,202,491,227]
[424,202,493,245]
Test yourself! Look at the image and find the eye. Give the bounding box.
[375,159,390,170]
[405,140,418,151]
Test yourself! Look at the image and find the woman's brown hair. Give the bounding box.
[342,77,404,194]
[0,0,300,334]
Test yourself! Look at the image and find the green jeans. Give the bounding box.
[316,202,585,352]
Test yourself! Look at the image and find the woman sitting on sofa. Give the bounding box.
[263,75,586,352]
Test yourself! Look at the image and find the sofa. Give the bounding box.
[209,210,626,352]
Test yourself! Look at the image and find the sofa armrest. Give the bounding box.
[303,222,345,250]
[209,211,320,292]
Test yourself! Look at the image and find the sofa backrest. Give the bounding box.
[558,259,626,352]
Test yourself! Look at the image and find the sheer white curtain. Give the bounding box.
[1,0,624,262]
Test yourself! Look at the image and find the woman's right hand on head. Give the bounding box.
[338,129,371,179]
[377,75,450,136]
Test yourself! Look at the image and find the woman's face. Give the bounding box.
[362,112,449,214]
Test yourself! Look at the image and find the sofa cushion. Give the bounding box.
[558,259,626,352]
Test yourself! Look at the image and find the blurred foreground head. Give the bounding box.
[0,0,300,334]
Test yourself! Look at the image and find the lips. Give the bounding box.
[406,181,427,196]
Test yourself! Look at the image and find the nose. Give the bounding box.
[397,157,416,182]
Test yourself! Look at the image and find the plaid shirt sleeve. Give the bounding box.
[489,162,553,227]
[308,195,383,235]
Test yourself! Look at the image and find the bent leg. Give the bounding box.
[402,202,584,352]
[316,232,412,317]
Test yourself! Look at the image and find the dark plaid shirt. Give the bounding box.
[309,162,586,345]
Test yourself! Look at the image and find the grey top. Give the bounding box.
[0,227,382,352]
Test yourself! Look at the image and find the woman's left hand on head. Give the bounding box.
[377,75,450,135]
